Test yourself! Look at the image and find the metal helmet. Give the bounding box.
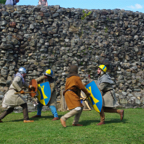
[44,69,53,77]
[18,67,27,74]
[98,65,107,73]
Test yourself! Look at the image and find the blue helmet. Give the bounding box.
[18,67,27,74]
[44,69,53,77]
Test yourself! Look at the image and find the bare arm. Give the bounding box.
[45,1,48,6]
[39,1,42,5]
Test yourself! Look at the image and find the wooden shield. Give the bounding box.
[29,79,38,97]
[85,81,103,113]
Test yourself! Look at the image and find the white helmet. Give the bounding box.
[18,67,27,74]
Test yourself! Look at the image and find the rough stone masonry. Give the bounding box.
[0,4,144,112]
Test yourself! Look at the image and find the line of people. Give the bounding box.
[0,64,124,126]
[5,0,48,6]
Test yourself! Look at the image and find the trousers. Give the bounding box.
[37,102,58,118]
[61,107,83,124]
[0,103,29,120]
[100,107,122,122]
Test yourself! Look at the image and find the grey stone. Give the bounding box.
[54,5,60,9]
[0,95,4,100]
[1,69,8,75]
[52,13,59,18]
[2,11,9,16]
[29,24,35,29]
[134,89,141,92]
[120,98,127,104]
[0,44,14,49]
[1,21,7,26]
[128,93,134,97]
[135,99,141,105]
[141,97,144,104]
[122,91,127,96]
[29,40,37,47]
[134,92,142,97]
[141,57,144,62]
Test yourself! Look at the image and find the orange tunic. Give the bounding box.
[65,76,89,110]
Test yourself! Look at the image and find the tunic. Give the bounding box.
[5,0,17,5]
[65,76,89,110]
[98,74,119,107]
[35,75,56,106]
[2,76,29,108]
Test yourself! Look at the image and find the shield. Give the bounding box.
[37,82,51,106]
[29,79,38,97]
[85,81,103,113]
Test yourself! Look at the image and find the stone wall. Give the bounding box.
[0,4,144,111]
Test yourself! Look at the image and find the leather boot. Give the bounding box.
[119,110,124,121]
[52,117,59,121]
[97,121,105,126]
[60,118,66,127]
[23,120,34,123]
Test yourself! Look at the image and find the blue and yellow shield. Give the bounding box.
[85,81,103,113]
[37,82,51,106]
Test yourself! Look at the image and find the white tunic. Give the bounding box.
[5,0,16,5]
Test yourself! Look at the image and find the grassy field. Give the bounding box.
[0,0,6,4]
[0,109,144,144]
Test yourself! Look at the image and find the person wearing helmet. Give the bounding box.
[97,65,124,125]
[0,67,34,123]
[31,69,59,121]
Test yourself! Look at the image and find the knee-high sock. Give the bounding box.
[49,105,58,118]
[100,107,105,122]
[20,103,29,120]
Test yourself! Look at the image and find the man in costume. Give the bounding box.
[0,67,34,123]
[97,65,124,125]
[32,69,59,121]
[38,0,48,6]
[5,0,19,5]
[60,65,90,127]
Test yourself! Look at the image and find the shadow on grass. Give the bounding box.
[30,114,63,119]
[105,118,128,124]
[80,118,128,126]
[6,115,63,122]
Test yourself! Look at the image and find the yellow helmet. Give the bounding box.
[98,65,107,73]
[44,69,53,77]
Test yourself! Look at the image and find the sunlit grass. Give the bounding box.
[0,109,144,144]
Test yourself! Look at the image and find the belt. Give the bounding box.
[63,89,77,96]
[9,88,18,92]
[104,89,112,93]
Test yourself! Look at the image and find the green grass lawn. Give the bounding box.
[0,109,144,144]
[0,0,6,4]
